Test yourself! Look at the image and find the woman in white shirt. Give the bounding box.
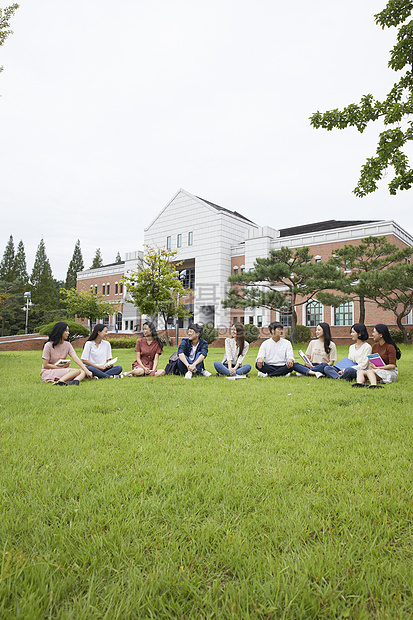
[339,323,372,381]
[214,323,251,379]
[81,324,123,379]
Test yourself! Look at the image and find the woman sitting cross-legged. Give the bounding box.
[294,322,337,378]
[41,321,93,385]
[214,323,251,379]
[353,323,401,389]
[125,321,165,377]
[337,323,372,381]
[81,324,123,379]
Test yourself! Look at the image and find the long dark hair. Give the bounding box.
[374,323,402,360]
[233,323,246,358]
[351,323,369,341]
[47,322,68,348]
[143,321,163,353]
[318,322,332,354]
[88,323,106,342]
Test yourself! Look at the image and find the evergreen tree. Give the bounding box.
[90,248,103,269]
[30,239,59,310]
[65,239,84,289]
[0,235,16,281]
[14,239,29,286]
[115,251,122,263]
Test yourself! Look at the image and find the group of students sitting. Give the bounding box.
[41,319,401,389]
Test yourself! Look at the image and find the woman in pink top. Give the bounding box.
[41,322,93,385]
[125,322,165,377]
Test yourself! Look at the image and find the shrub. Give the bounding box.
[38,320,90,342]
[389,328,404,343]
[285,324,312,343]
[244,324,260,343]
[107,337,136,349]
[201,324,218,344]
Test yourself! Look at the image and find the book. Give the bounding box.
[368,353,385,367]
[299,349,311,365]
[56,359,70,366]
[105,357,118,367]
[334,357,357,370]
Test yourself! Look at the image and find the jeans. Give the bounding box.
[177,353,205,375]
[87,365,123,378]
[339,366,357,381]
[214,361,252,376]
[293,362,329,376]
[255,361,305,377]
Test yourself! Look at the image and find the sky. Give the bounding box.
[1,0,412,280]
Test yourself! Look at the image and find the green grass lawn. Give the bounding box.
[0,345,412,619]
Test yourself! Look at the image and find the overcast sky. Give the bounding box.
[1,0,412,280]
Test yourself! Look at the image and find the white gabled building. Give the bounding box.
[144,188,258,328]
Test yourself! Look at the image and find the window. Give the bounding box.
[257,316,262,328]
[233,267,238,275]
[233,317,238,323]
[240,316,244,324]
[124,320,128,331]
[249,316,254,324]
[179,267,195,290]
[102,284,105,295]
[166,236,171,250]
[130,321,134,331]
[106,283,110,295]
[119,283,123,294]
[177,234,182,248]
[188,231,193,246]
[334,302,353,326]
[306,301,323,326]
[94,285,97,294]
[115,282,118,294]
[279,312,292,327]
[314,255,321,264]
[103,315,110,326]
[116,312,122,331]
[240,265,245,273]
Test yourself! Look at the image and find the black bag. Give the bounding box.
[164,351,180,375]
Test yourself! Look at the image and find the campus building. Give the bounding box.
[76,188,413,337]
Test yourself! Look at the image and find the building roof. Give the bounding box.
[279,219,380,238]
[86,260,125,272]
[196,196,257,225]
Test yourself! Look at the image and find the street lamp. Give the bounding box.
[23,291,32,334]
[175,270,186,346]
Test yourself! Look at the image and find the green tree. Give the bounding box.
[61,288,116,331]
[0,235,16,282]
[122,246,191,343]
[30,238,59,311]
[90,248,103,269]
[310,2,413,196]
[115,252,122,263]
[0,3,19,74]
[317,236,413,323]
[38,320,89,342]
[65,240,84,289]
[361,262,413,343]
[14,239,28,286]
[223,247,338,344]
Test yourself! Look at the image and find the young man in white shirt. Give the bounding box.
[256,321,301,377]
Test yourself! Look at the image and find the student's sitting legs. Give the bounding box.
[86,365,123,378]
[214,361,251,376]
[340,367,357,381]
[255,361,298,377]
[178,354,205,375]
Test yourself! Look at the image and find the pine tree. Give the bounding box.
[115,251,122,263]
[30,239,59,310]
[14,240,29,286]
[90,248,103,269]
[0,235,16,282]
[65,239,84,289]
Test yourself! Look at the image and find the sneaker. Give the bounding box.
[53,381,67,386]
[94,376,100,380]
[352,383,366,388]
[111,374,122,379]
[185,371,192,379]
[257,372,268,378]
[368,384,384,389]
[66,380,79,386]
[200,369,211,377]
[314,372,324,379]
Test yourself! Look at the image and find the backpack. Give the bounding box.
[164,351,180,375]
